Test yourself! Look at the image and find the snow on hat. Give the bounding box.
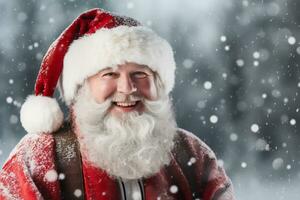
[20,8,176,134]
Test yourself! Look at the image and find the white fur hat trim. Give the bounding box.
[20,95,64,134]
[62,25,176,105]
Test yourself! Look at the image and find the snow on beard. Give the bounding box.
[73,81,177,180]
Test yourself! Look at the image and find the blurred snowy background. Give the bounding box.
[1,0,300,199]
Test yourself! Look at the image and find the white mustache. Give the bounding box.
[111,93,143,102]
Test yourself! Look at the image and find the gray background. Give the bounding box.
[1,0,300,199]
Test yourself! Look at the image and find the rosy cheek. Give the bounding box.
[88,78,116,103]
[136,78,157,100]
[98,81,117,100]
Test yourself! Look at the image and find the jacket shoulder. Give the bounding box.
[172,128,235,199]
[2,133,55,171]
[0,133,62,200]
[174,128,216,159]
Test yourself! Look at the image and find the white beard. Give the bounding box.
[73,83,177,180]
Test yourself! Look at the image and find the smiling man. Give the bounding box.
[0,8,235,200]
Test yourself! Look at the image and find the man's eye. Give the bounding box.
[132,72,147,79]
[102,72,117,78]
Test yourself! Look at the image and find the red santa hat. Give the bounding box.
[20,8,176,134]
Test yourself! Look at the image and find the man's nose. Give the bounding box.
[117,74,137,94]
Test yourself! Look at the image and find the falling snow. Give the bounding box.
[272,158,284,170]
[74,189,82,197]
[58,173,65,180]
[6,97,13,104]
[251,124,259,133]
[203,81,212,90]
[222,73,228,79]
[169,185,178,194]
[9,115,18,124]
[127,2,135,9]
[197,100,206,109]
[224,45,230,51]
[289,119,296,126]
[241,162,247,168]
[253,51,260,59]
[253,60,259,67]
[287,37,296,45]
[187,157,196,166]
[44,169,58,182]
[236,59,245,67]
[220,35,227,42]
[182,59,194,69]
[296,47,300,55]
[229,133,238,142]
[209,115,218,124]
[255,139,268,151]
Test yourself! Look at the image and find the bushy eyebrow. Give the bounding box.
[137,66,154,74]
[99,67,115,74]
[99,65,154,74]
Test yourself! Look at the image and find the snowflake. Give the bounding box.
[242,0,249,7]
[203,81,212,90]
[74,189,82,197]
[209,115,218,124]
[169,185,178,194]
[33,42,39,48]
[58,173,65,180]
[222,73,228,79]
[9,115,18,124]
[253,51,260,59]
[236,59,245,67]
[127,2,135,9]
[230,133,238,141]
[272,158,284,170]
[182,59,194,69]
[224,45,230,51]
[241,162,247,168]
[44,169,58,182]
[288,36,296,45]
[6,97,13,104]
[220,35,227,42]
[289,119,296,125]
[296,47,300,55]
[251,124,259,133]
[262,93,267,99]
[187,157,196,166]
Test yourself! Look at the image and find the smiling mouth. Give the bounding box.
[113,101,140,108]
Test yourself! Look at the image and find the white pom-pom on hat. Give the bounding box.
[20,95,64,134]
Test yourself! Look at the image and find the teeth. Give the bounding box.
[116,101,137,107]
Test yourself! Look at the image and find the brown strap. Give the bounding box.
[54,123,85,200]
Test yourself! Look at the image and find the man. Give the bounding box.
[0,8,235,200]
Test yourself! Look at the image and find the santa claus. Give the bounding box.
[0,8,235,200]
